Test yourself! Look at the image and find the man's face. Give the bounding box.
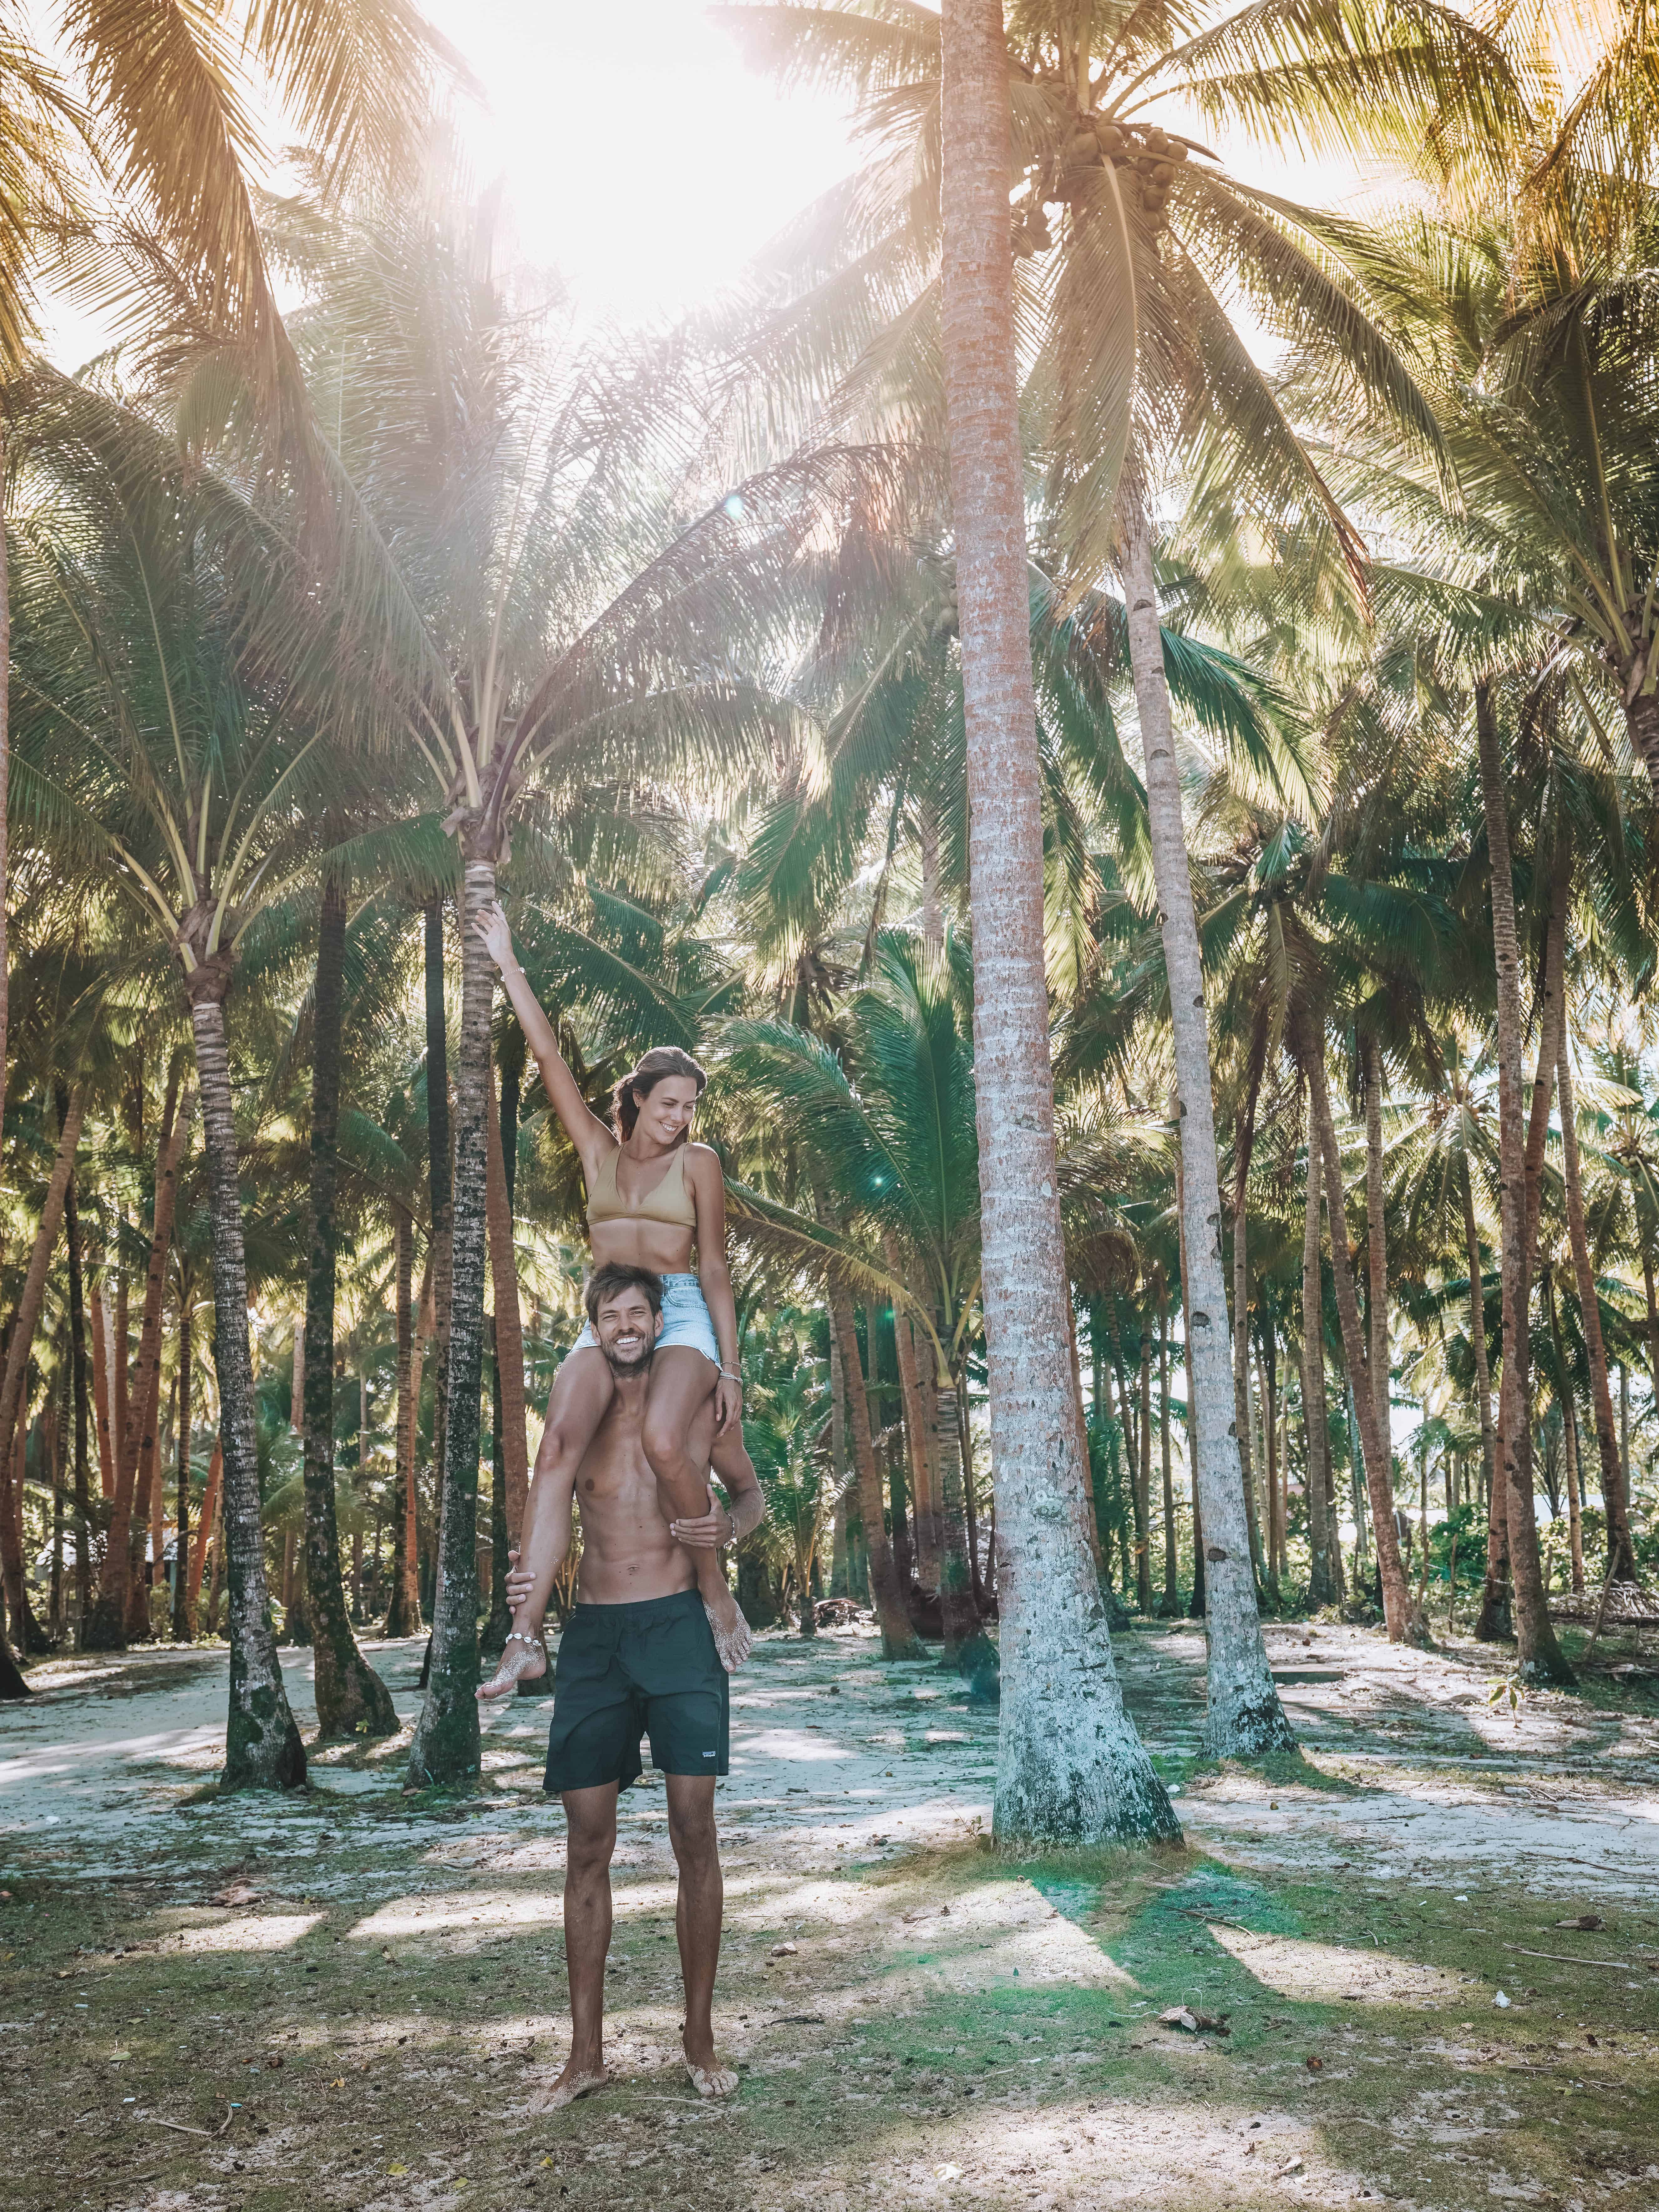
[594,1289,662,1377]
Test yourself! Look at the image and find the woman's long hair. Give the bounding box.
[611,1046,706,1140]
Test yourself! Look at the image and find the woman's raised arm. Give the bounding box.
[475,905,613,1171]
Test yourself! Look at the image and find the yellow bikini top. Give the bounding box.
[586,1143,698,1232]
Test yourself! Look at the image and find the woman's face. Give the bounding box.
[635,1074,701,1145]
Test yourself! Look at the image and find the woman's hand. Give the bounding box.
[474,901,515,973]
[714,1372,742,1436]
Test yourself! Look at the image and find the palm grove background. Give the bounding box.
[3,0,1659,1837]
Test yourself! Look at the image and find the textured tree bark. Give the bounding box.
[1362,1035,1391,1459]
[302,874,396,1740]
[1302,1108,1331,1606]
[1122,492,1291,1747]
[0,1090,87,1475]
[127,1353,166,1642]
[423,894,454,1601]
[931,1356,974,1655]
[408,850,494,1786]
[939,0,1179,1832]
[89,1077,187,1649]
[1300,1019,1423,1641]
[1157,1297,1178,1614]
[186,1437,221,1624]
[889,1272,940,1588]
[1460,1159,1498,1525]
[64,1149,95,1640]
[170,1311,192,1641]
[90,1286,114,1500]
[1546,1277,1585,1596]
[1231,1202,1265,1592]
[1136,1326,1153,1611]
[187,977,306,1788]
[0,430,9,1159]
[385,1214,424,1637]
[1557,1023,1638,1582]
[1473,687,1572,1680]
[830,1288,921,1657]
[485,1054,529,1548]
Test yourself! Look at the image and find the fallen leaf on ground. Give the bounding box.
[1305,2056,1323,2072]
[1276,2155,1305,2177]
[769,1942,798,1958]
[1554,1915,1603,1931]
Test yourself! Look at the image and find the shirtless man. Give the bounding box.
[499,1261,763,2106]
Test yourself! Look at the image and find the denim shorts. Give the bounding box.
[571,1271,720,1365]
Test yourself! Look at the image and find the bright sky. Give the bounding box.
[420,0,859,322]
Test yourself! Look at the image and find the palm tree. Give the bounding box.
[5,375,366,1780]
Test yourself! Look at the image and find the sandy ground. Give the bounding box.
[3,1616,1657,2212]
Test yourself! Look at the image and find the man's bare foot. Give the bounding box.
[477,1630,547,1702]
[702,1584,752,1673]
[682,2041,738,2098]
[540,2056,610,2109]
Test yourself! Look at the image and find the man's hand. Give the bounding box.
[504,1547,535,1612]
[670,1500,735,1550]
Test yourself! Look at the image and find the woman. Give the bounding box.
[473,903,755,1692]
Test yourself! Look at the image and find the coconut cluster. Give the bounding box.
[1014,117,1190,252]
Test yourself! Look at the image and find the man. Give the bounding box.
[500,1261,763,2106]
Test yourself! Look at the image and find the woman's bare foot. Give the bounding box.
[477,1630,547,1702]
[700,1578,752,1673]
[682,2034,738,2098]
[540,2055,610,2109]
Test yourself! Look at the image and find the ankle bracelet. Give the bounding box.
[504,1630,544,1651]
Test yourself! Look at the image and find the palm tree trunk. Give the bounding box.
[1232,1200,1265,1592]
[1556,1022,1638,1581]
[1135,1325,1153,1608]
[888,1254,939,1587]
[90,1284,114,1500]
[127,1353,167,1641]
[957,1383,984,1608]
[408,848,495,1786]
[0,428,10,1159]
[931,1350,974,1655]
[1460,1158,1498,1523]
[1362,1036,1391,1453]
[89,1075,187,1649]
[385,1212,423,1636]
[829,1288,921,1657]
[1121,490,1290,1748]
[0,1085,87,1495]
[939,0,1177,1835]
[1303,1109,1331,1606]
[1158,1297,1177,1613]
[302,873,396,1740]
[1545,1277,1585,1596]
[186,1436,221,1624]
[186,978,306,1788]
[485,1053,529,1547]
[169,1308,192,1640]
[1473,690,1573,1680]
[63,1148,95,1641]
[423,893,453,1633]
[1298,1017,1423,1641]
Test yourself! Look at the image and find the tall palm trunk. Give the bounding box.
[423,894,453,1625]
[170,1315,192,1641]
[186,1437,222,1626]
[1158,1298,1178,1613]
[1473,687,1573,1681]
[1362,1036,1391,1455]
[0,430,9,1157]
[939,0,1179,1833]
[1299,1017,1423,1641]
[1460,1157,1497,1524]
[186,970,306,1788]
[829,1288,921,1657]
[1231,1198,1265,1592]
[1121,491,1291,1748]
[933,1356,975,1649]
[1545,1277,1586,1595]
[1302,1110,1332,1605]
[385,1212,424,1636]
[1556,1025,1638,1582]
[485,1053,529,1548]
[64,1147,94,1640]
[302,875,396,1739]
[0,1085,87,1500]
[90,1284,114,1499]
[408,847,494,1785]
[88,1075,187,1649]
[890,1276,939,1587]
[1136,1325,1153,1610]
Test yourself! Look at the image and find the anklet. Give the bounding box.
[503,1630,544,1651]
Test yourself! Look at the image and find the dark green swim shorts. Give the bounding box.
[543,1586,728,1793]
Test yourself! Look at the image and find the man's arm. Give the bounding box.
[671,1451,765,1550]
